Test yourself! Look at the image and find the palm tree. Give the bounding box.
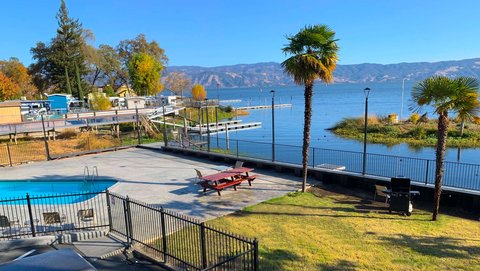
[281,25,339,192]
[457,91,480,136]
[412,76,479,221]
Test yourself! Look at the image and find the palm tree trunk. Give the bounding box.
[301,81,314,192]
[460,118,465,136]
[433,113,449,221]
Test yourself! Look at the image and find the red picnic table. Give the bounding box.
[199,167,257,196]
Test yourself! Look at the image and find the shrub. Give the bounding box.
[409,113,420,124]
[473,116,480,125]
[77,132,118,150]
[57,128,77,139]
[223,105,233,113]
[89,92,112,111]
[409,126,427,139]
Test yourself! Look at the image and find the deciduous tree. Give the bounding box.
[0,72,20,101]
[164,72,191,99]
[128,53,164,96]
[0,58,37,98]
[191,84,207,101]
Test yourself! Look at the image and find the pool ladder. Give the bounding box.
[83,166,98,182]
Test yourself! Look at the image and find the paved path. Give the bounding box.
[1,145,302,221]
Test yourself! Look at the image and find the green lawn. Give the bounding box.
[208,188,480,271]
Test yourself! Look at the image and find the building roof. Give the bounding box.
[0,101,21,108]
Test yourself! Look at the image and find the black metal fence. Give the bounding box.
[0,192,109,240]
[108,192,258,271]
[0,191,259,270]
[184,136,480,192]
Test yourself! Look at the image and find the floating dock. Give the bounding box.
[189,120,261,134]
[236,104,292,110]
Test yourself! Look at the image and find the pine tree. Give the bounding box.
[30,0,87,98]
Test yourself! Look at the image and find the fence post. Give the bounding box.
[312,147,315,168]
[105,190,113,232]
[6,143,12,167]
[136,107,142,145]
[40,114,51,160]
[126,196,134,245]
[425,160,429,185]
[160,208,168,263]
[123,197,131,246]
[236,140,239,157]
[26,193,36,237]
[253,238,259,271]
[200,222,207,269]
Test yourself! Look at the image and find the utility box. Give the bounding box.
[126,97,146,109]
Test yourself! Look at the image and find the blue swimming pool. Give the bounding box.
[0,179,117,202]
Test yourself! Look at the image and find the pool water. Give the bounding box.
[0,179,117,202]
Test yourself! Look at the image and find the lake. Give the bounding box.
[208,82,480,164]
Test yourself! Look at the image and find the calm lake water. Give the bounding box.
[208,82,480,164]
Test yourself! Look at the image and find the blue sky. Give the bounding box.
[1,0,480,67]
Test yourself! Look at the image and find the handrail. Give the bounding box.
[83,166,89,182]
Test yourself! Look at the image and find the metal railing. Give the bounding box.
[108,192,258,271]
[0,191,258,270]
[0,192,109,239]
[183,136,480,192]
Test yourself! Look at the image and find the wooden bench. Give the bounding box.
[245,175,257,186]
[198,177,246,196]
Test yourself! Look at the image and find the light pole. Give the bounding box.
[216,83,219,148]
[270,90,275,162]
[205,98,210,152]
[362,87,371,175]
[400,78,408,121]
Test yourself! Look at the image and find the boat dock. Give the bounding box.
[189,120,262,134]
[236,104,292,110]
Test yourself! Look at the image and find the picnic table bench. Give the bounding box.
[199,167,257,196]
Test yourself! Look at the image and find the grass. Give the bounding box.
[330,116,480,148]
[208,187,480,271]
[0,131,160,166]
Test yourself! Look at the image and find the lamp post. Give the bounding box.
[362,87,371,175]
[270,90,275,162]
[400,78,408,121]
[216,83,219,148]
[205,98,210,152]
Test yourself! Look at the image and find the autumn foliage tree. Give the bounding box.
[0,58,37,98]
[128,53,164,96]
[0,72,21,101]
[164,72,191,99]
[191,84,207,101]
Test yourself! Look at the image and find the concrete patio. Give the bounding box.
[0,144,303,221]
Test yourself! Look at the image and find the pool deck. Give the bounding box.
[0,144,302,221]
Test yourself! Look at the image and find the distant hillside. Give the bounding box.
[164,58,480,88]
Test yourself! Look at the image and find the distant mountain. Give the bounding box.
[164,58,480,88]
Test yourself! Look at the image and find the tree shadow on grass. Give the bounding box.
[380,234,480,259]
[259,249,301,271]
[317,260,359,271]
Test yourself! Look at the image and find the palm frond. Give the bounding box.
[281,24,339,85]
